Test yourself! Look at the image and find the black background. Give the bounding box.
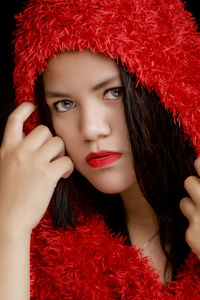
[2,0,200,144]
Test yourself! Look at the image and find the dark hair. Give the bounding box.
[35,62,197,283]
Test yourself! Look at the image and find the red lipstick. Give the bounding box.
[85,150,122,168]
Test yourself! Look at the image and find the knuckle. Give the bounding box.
[191,214,200,227]
[58,156,73,171]
[1,145,17,164]
[184,176,194,189]
[12,147,25,164]
[53,136,65,147]
[38,125,52,137]
[179,197,187,209]
[185,225,200,253]
[185,227,193,245]
[65,157,74,171]
[41,168,52,180]
[52,135,62,142]
[194,157,200,170]
[7,111,20,124]
[34,162,51,180]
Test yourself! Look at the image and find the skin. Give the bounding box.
[0,104,73,233]
[180,159,200,259]
[43,50,136,195]
[0,51,200,298]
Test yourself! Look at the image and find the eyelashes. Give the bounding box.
[103,87,123,100]
[53,87,123,113]
[53,100,75,112]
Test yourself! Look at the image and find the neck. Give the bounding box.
[120,182,170,284]
[120,182,158,247]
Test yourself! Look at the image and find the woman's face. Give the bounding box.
[43,50,136,194]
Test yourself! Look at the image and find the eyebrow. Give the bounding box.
[91,75,119,91]
[45,75,120,99]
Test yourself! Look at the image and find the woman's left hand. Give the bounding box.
[180,157,200,259]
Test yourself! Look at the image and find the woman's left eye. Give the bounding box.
[104,87,123,100]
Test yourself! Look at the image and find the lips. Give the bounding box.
[85,150,122,168]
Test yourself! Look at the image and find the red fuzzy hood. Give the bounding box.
[14,0,200,153]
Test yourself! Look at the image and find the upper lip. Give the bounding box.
[85,150,121,162]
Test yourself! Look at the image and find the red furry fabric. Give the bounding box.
[13,0,200,298]
[30,210,200,299]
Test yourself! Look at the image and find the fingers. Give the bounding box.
[180,197,196,221]
[2,102,35,148]
[184,176,200,205]
[2,101,73,187]
[37,136,65,162]
[49,156,74,180]
[194,157,200,176]
[21,125,53,151]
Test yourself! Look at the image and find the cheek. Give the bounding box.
[115,111,131,149]
[52,118,77,154]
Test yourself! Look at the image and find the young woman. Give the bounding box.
[1,0,200,298]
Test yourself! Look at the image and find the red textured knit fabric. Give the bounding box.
[30,209,200,299]
[13,0,200,298]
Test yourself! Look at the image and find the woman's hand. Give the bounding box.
[0,102,74,236]
[180,157,200,259]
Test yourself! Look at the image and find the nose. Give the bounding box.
[79,103,111,141]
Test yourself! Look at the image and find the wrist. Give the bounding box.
[0,221,32,243]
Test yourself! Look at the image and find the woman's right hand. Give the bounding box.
[0,102,74,236]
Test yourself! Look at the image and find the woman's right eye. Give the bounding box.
[53,100,75,112]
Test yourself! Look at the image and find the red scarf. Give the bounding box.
[30,209,200,299]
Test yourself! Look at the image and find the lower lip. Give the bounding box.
[87,154,122,168]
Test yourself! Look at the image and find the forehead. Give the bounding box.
[43,50,120,88]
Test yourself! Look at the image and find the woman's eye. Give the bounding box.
[53,100,75,112]
[104,87,123,100]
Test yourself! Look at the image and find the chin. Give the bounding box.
[89,178,135,195]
